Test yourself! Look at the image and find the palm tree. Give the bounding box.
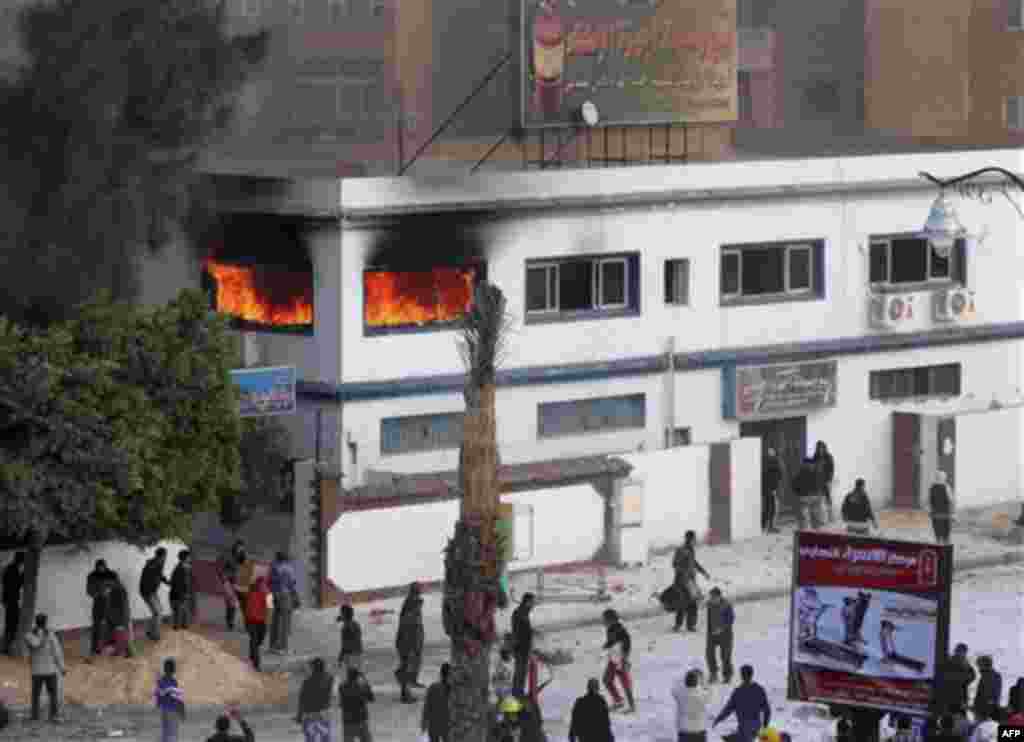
[443,281,513,742]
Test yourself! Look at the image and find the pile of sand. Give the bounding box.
[0,630,290,708]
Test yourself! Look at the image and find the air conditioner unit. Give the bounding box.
[869,294,912,330]
[933,287,974,322]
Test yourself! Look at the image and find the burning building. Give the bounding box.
[202,214,315,332]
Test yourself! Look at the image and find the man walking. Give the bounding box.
[269,551,298,654]
[929,471,955,544]
[337,604,364,672]
[973,655,1002,722]
[169,550,194,631]
[395,582,425,703]
[510,592,537,695]
[705,587,735,685]
[672,668,709,742]
[712,665,770,742]
[24,613,65,723]
[2,552,25,655]
[937,643,976,712]
[140,548,170,641]
[812,441,836,523]
[762,448,783,534]
[672,531,711,633]
[601,608,635,714]
[86,559,112,656]
[420,663,451,742]
[569,678,614,742]
[792,459,824,530]
[841,480,877,536]
[219,540,246,632]
[339,666,375,742]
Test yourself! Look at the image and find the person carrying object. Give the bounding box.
[841,479,877,536]
[712,664,770,742]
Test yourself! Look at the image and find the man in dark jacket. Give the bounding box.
[340,667,374,742]
[169,550,194,631]
[712,664,770,742]
[762,448,784,534]
[511,592,536,695]
[205,709,255,742]
[812,441,836,523]
[929,472,954,544]
[841,480,878,535]
[85,559,111,656]
[672,531,711,633]
[706,587,735,684]
[421,663,451,742]
[139,547,170,641]
[2,552,25,655]
[104,571,132,657]
[601,608,635,713]
[792,459,824,530]
[569,678,614,742]
[395,581,425,703]
[973,655,1002,721]
[937,643,976,711]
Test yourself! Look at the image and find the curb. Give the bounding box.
[267,548,1024,675]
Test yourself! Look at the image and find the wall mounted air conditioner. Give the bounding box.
[869,294,912,330]
[933,287,974,323]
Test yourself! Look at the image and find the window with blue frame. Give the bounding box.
[525,253,640,321]
[537,393,646,439]
[381,412,465,455]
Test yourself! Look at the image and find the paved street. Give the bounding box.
[4,560,1023,741]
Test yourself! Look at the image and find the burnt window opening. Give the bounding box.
[202,214,315,334]
[869,236,966,287]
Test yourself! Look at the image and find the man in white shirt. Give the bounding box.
[672,668,708,742]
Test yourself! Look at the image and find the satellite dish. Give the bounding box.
[581,101,600,126]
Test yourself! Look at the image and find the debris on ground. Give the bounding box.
[0,630,289,708]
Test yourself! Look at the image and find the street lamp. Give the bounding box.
[920,191,964,259]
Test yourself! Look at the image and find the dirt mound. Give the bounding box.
[0,630,289,708]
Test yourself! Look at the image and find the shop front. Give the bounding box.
[723,359,839,516]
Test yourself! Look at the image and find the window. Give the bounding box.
[288,0,303,20]
[666,427,691,447]
[380,412,465,455]
[538,393,646,439]
[370,0,386,17]
[1010,1,1023,29]
[1007,96,1024,130]
[869,363,961,401]
[664,259,690,306]
[869,236,965,287]
[525,254,640,320]
[720,241,823,303]
[329,0,348,23]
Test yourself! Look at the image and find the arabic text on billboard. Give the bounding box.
[788,531,953,715]
[231,365,297,418]
[522,0,737,127]
[735,360,837,420]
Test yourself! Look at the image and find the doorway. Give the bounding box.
[739,416,807,514]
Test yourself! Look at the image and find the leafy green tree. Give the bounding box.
[0,290,243,653]
[0,0,268,327]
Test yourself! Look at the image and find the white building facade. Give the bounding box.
[262,148,1024,512]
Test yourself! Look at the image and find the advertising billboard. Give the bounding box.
[788,531,953,715]
[231,365,297,418]
[521,0,737,128]
[723,360,838,421]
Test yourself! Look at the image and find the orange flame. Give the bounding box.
[364,267,476,328]
[205,258,313,326]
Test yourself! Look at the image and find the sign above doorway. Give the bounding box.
[722,359,838,420]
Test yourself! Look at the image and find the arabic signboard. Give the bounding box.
[724,360,838,420]
[521,0,737,128]
[788,531,953,715]
[231,365,297,418]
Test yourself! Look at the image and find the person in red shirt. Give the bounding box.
[244,577,270,672]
